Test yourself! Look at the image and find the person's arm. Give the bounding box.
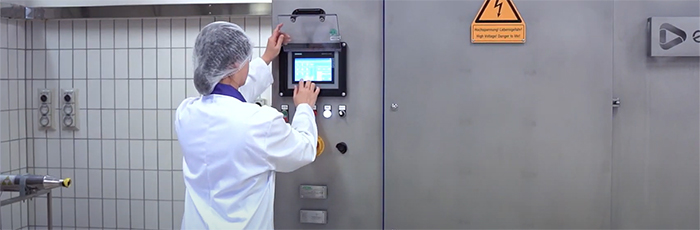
[238,57,273,102]
[263,104,318,172]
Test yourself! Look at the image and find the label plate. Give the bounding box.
[300,210,327,224]
[299,185,327,199]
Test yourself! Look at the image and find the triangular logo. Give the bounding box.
[659,23,686,50]
[471,0,526,43]
[474,0,523,23]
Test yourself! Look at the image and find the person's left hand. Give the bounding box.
[262,23,292,64]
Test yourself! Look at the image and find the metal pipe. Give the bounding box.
[0,188,50,206]
[0,174,72,192]
[47,191,52,230]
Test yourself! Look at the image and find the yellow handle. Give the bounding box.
[316,136,325,157]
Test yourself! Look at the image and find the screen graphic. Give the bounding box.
[294,58,333,82]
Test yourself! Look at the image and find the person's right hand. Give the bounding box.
[293,80,320,107]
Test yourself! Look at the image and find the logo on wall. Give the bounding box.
[659,23,686,50]
[649,17,700,57]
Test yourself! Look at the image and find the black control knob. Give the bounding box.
[335,142,347,154]
[338,110,346,117]
[64,94,71,102]
[40,95,47,102]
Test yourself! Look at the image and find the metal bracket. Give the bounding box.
[18,174,27,197]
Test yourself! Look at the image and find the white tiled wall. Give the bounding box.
[0,19,30,230]
[0,16,272,230]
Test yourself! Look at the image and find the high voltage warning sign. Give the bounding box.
[471,0,526,43]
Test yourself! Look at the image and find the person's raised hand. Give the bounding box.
[262,23,292,64]
[293,80,320,107]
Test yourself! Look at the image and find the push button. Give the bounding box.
[322,105,332,119]
[338,105,346,117]
[336,142,347,154]
[280,104,290,123]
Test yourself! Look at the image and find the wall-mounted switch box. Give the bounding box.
[61,89,79,131]
[38,89,53,131]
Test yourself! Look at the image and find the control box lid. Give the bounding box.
[277,13,341,46]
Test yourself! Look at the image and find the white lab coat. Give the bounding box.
[174,57,318,230]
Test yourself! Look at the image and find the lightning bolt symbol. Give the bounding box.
[494,0,503,17]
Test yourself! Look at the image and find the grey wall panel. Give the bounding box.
[271,0,384,229]
[611,1,700,228]
[384,1,614,228]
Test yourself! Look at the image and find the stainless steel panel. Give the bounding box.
[612,1,700,228]
[385,1,613,228]
[649,17,700,57]
[271,1,384,229]
[0,3,271,19]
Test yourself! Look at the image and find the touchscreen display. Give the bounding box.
[293,58,333,82]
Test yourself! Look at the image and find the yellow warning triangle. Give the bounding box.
[473,0,523,23]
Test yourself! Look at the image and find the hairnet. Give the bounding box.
[193,21,254,95]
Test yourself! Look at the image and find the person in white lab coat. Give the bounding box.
[174,21,321,229]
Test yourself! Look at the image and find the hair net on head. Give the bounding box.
[193,21,254,95]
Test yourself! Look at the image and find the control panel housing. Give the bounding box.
[278,44,347,97]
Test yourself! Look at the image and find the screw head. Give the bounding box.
[391,103,398,110]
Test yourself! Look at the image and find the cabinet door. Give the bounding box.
[384,1,614,228]
[611,1,700,228]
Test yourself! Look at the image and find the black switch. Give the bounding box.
[335,142,347,154]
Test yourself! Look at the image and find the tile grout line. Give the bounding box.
[71,19,78,229]
[23,20,31,228]
[170,18,174,228]
[42,20,48,229]
[156,18,160,230]
[99,19,104,230]
[8,19,13,230]
[113,19,118,230]
[127,18,132,230]
[57,20,63,228]
[141,18,146,230]
[83,19,90,229]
